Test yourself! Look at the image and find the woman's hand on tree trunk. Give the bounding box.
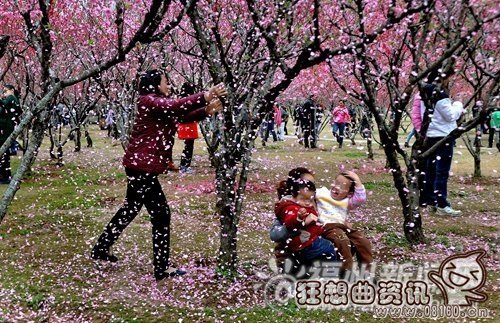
[204,83,227,102]
[205,98,223,115]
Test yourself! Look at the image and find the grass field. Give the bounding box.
[0,125,498,322]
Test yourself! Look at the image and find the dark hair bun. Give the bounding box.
[138,70,163,95]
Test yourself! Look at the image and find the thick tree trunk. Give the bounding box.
[217,197,238,274]
[362,120,374,159]
[48,126,57,159]
[0,35,9,59]
[74,127,81,152]
[216,164,239,274]
[367,138,374,160]
[380,130,425,244]
[473,128,481,178]
[406,145,426,244]
[85,129,93,148]
[462,133,482,178]
[215,140,254,275]
[56,145,63,167]
[473,155,481,178]
[366,133,374,160]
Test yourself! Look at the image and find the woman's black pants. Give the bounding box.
[180,139,195,168]
[0,152,11,182]
[93,168,171,279]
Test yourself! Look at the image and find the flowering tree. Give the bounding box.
[324,0,498,244]
[458,37,499,177]
[1,0,495,276]
[47,79,103,166]
[0,0,197,224]
[159,0,430,273]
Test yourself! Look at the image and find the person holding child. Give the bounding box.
[91,69,226,281]
[273,167,338,266]
[315,171,373,277]
[420,69,464,216]
[271,169,372,278]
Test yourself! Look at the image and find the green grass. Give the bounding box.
[382,232,410,248]
[344,151,368,158]
[364,180,393,190]
[434,235,450,247]
[26,293,46,310]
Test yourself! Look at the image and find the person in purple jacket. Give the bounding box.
[91,70,226,281]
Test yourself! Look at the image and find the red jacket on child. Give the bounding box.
[274,198,323,252]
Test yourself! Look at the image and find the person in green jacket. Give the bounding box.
[0,84,22,184]
[489,108,500,152]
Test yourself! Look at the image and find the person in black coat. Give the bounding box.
[299,96,317,148]
[0,85,22,184]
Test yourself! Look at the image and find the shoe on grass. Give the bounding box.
[155,266,187,281]
[180,166,193,174]
[436,206,462,216]
[90,247,118,262]
[167,161,179,172]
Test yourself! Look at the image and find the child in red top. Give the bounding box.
[275,184,322,252]
[274,167,337,262]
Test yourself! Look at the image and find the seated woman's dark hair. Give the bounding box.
[289,179,316,197]
[276,180,288,200]
[277,167,314,199]
[138,69,165,95]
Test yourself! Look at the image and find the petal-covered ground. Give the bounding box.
[0,128,498,322]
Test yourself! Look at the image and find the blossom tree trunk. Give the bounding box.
[0,35,8,60]
[463,131,482,178]
[327,0,498,244]
[181,0,431,273]
[0,0,197,224]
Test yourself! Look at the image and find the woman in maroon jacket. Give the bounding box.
[91,70,226,281]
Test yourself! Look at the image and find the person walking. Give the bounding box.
[331,100,351,148]
[488,107,500,151]
[281,106,289,136]
[293,103,304,144]
[0,85,22,184]
[91,70,226,281]
[300,96,317,148]
[105,107,118,140]
[274,105,284,141]
[262,111,278,146]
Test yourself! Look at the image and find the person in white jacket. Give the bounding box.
[420,83,465,216]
